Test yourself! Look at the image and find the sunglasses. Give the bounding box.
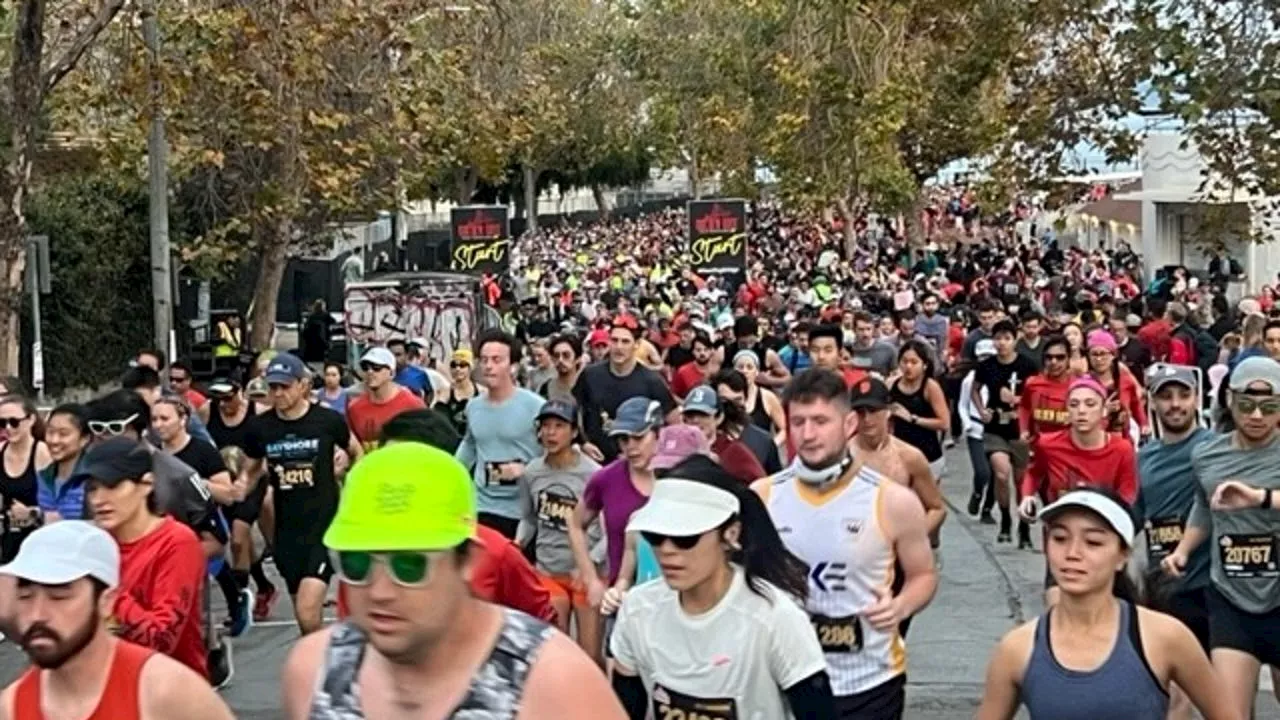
[0,416,28,429]
[332,550,434,587]
[1044,353,1068,361]
[1234,396,1280,415]
[640,530,704,550]
[450,362,470,369]
[170,375,190,383]
[360,362,390,373]
[88,414,138,437]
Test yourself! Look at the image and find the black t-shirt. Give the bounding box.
[208,401,258,452]
[572,362,674,462]
[975,353,1040,440]
[666,344,694,371]
[173,437,228,481]
[243,404,351,546]
[1015,338,1046,368]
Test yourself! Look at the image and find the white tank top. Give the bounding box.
[759,465,905,696]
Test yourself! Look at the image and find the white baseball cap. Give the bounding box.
[361,346,397,369]
[0,521,119,588]
[627,479,740,538]
[1039,490,1135,548]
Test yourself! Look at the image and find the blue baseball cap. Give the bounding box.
[608,397,664,437]
[537,399,578,424]
[683,386,719,416]
[263,353,309,384]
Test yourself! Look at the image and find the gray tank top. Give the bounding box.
[1020,600,1168,720]
[308,608,554,719]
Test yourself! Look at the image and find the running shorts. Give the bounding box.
[834,674,905,720]
[227,478,268,525]
[274,540,333,596]
[539,573,588,607]
[982,435,1029,479]
[1207,586,1280,666]
[1162,587,1211,653]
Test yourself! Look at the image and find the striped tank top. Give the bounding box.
[760,464,905,696]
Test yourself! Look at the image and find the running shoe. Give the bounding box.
[253,585,278,622]
[228,588,254,637]
[967,493,981,516]
[209,638,234,690]
[1017,522,1034,551]
[979,512,996,525]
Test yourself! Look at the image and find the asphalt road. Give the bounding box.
[0,446,1274,719]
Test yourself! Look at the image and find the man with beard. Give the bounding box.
[669,332,718,401]
[539,334,582,403]
[663,321,697,373]
[0,521,232,717]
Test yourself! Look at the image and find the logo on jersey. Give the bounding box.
[842,517,864,536]
[809,561,848,592]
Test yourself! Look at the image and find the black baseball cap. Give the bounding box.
[82,437,152,487]
[537,400,578,425]
[849,377,891,411]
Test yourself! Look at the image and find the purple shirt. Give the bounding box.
[582,459,650,584]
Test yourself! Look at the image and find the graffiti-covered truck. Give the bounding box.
[343,271,497,368]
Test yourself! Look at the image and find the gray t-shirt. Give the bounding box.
[915,313,949,357]
[518,451,604,575]
[850,340,897,376]
[1136,428,1212,594]
[1188,432,1280,613]
[150,448,215,531]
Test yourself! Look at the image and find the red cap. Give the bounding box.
[588,329,609,347]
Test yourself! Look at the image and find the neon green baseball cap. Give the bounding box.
[324,443,477,552]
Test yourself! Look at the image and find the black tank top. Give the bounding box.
[1,442,40,562]
[746,388,774,432]
[442,387,474,436]
[207,400,254,450]
[890,379,943,462]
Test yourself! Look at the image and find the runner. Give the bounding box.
[977,489,1232,720]
[1136,364,1214,720]
[454,329,545,540]
[612,455,836,718]
[0,521,234,719]
[754,368,938,719]
[517,399,605,663]
[0,395,50,562]
[888,339,950,482]
[386,337,432,401]
[237,352,363,634]
[1164,356,1280,718]
[962,340,998,519]
[315,361,350,416]
[36,404,92,522]
[680,386,767,484]
[82,437,209,678]
[1019,376,1139,596]
[346,345,426,453]
[573,318,676,463]
[669,332,718,401]
[282,443,625,719]
[732,349,787,445]
[808,324,867,388]
[972,318,1039,544]
[720,316,791,389]
[709,369,784,474]
[539,334,581,403]
[205,377,278,623]
[1085,329,1149,440]
[440,348,479,437]
[1018,334,1074,444]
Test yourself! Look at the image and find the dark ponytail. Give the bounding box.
[662,455,810,603]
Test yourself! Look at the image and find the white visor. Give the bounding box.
[1040,490,1135,548]
[627,479,740,538]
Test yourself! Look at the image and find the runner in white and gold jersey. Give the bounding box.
[752,368,938,719]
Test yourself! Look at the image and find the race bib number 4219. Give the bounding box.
[651,685,737,720]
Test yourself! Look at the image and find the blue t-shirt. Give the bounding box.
[454,389,545,519]
[634,536,661,586]
[396,365,432,397]
[1136,427,1212,594]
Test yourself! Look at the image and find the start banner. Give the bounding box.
[687,199,747,277]
[450,205,511,275]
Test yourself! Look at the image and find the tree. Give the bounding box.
[0,0,125,375]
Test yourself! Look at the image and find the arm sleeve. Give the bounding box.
[497,541,557,623]
[767,596,830,689]
[783,671,837,719]
[114,532,206,654]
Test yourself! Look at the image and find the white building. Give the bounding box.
[1114,132,1280,290]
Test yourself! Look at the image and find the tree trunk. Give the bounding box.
[248,218,291,352]
[836,197,858,259]
[0,1,47,376]
[523,165,540,233]
[689,149,701,199]
[454,165,478,205]
[591,184,611,220]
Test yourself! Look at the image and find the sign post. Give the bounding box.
[687,199,748,282]
[26,235,51,404]
[449,205,511,276]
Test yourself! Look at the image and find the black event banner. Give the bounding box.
[450,205,511,275]
[687,199,747,276]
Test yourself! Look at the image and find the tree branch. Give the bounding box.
[42,0,127,95]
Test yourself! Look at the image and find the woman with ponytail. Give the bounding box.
[610,455,835,719]
[979,488,1234,720]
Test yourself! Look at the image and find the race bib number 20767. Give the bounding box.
[651,684,737,720]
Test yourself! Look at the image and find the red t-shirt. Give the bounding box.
[113,517,208,678]
[1021,430,1137,504]
[346,386,426,452]
[1019,374,1071,438]
[1137,319,1171,363]
[671,361,711,400]
[182,389,207,410]
[711,434,767,484]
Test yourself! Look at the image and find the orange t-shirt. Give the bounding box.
[345,386,426,452]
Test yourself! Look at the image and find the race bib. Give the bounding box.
[1145,517,1184,564]
[1219,534,1278,578]
[484,461,519,487]
[275,461,315,490]
[810,613,862,653]
[536,490,575,532]
[651,684,738,720]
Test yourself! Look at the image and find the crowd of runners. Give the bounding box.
[0,198,1276,719]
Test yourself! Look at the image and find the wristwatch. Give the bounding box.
[1263,488,1273,510]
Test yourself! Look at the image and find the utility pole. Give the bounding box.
[143,0,173,357]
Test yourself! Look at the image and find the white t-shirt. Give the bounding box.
[611,566,826,720]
